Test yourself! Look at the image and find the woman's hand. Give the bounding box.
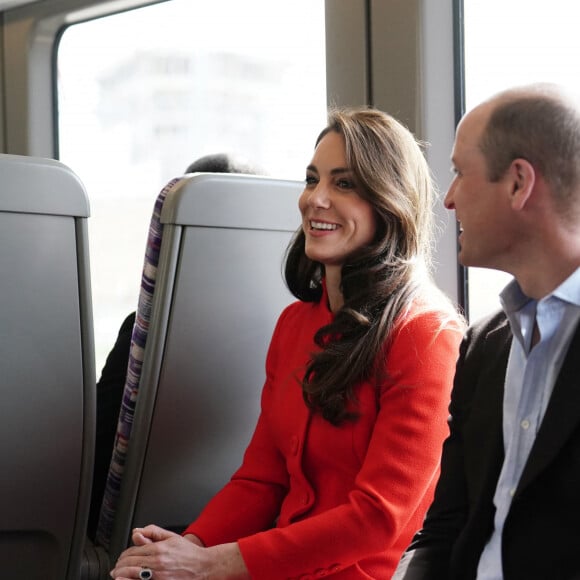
[110,524,250,580]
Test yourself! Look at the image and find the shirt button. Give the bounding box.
[521,419,530,430]
[509,488,516,497]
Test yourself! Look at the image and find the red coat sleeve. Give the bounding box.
[182,306,294,544]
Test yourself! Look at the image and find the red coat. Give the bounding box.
[183,290,462,579]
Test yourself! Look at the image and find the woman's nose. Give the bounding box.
[308,182,331,208]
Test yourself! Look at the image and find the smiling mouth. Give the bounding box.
[310,220,339,231]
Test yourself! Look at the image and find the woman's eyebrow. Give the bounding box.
[306,165,352,175]
[330,167,351,176]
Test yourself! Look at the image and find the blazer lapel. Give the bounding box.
[464,316,512,499]
[517,322,580,493]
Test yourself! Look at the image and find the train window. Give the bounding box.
[463,0,580,322]
[57,0,326,374]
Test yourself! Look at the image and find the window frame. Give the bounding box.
[0,0,462,306]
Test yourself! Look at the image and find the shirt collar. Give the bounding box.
[500,278,531,316]
[500,266,580,314]
[551,266,580,307]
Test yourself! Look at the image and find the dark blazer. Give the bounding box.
[394,309,580,580]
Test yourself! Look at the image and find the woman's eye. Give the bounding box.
[305,175,318,185]
[336,178,354,189]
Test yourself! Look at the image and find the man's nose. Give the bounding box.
[443,181,456,210]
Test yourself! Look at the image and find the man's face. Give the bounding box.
[444,105,515,270]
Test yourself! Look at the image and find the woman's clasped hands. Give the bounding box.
[110,525,249,580]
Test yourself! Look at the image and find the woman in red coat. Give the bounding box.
[111,108,464,579]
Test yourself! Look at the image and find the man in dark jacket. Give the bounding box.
[394,84,580,579]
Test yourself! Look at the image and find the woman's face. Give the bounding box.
[299,130,377,267]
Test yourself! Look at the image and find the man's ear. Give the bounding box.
[508,158,536,211]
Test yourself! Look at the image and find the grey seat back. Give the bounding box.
[0,154,95,580]
[107,173,302,561]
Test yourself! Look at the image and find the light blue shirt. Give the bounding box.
[476,267,580,580]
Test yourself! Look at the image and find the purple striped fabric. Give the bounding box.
[96,177,183,549]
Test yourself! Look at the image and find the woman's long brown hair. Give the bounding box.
[285,107,453,425]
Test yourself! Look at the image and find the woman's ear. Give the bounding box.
[508,158,536,211]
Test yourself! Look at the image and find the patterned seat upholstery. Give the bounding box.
[96,177,183,550]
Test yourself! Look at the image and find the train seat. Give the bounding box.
[94,175,182,553]
[96,173,302,564]
[0,154,95,580]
